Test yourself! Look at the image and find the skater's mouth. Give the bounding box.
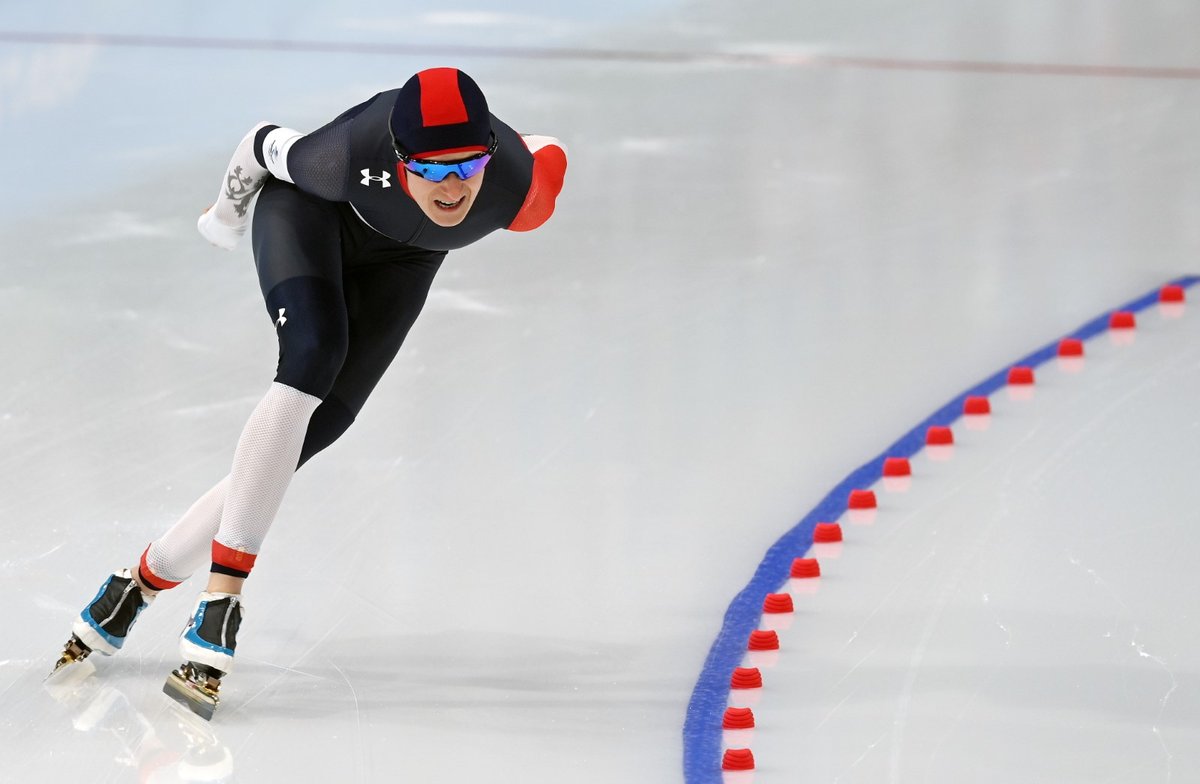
[433,196,466,210]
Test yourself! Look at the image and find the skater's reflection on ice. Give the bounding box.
[44,663,234,783]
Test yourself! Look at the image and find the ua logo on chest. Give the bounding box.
[360,169,391,188]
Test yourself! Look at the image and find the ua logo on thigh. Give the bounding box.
[276,308,287,327]
[360,169,391,188]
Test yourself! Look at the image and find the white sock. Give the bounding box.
[212,382,321,568]
[143,476,229,587]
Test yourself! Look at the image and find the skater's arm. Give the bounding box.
[252,123,353,204]
[196,99,376,250]
[251,94,384,206]
[196,120,317,250]
[507,135,568,232]
[194,120,344,250]
[196,121,278,250]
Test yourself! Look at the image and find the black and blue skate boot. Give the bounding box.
[163,592,243,721]
[52,569,154,676]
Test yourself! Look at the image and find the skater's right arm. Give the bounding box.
[196,121,275,250]
[197,97,376,250]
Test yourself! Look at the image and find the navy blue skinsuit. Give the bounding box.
[245,89,556,467]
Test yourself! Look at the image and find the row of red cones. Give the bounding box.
[721,557,822,769]
[720,285,1185,774]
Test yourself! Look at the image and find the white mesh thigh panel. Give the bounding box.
[145,476,230,583]
[214,383,321,557]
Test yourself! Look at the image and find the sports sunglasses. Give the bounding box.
[394,135,499,183]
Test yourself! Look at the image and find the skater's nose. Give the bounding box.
[438,174,467,195]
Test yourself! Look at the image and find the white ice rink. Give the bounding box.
[1,2,1198,782]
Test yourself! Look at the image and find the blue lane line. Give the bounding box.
[682,276,1200,782]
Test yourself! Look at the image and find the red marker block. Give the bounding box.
[1057,338,1084,357]
[763,593,794,614]
[882,457,911,477]
[790,558,821,578]
[1160,285,1185,303]
[1109,311,1136,329]
[926,426,954,446]
[731,667,763,689]
[723,707,756,730]
[748,630,780,651]
[1008,366,1035,385]
[848,489,877,510]
[963,396,990,415]
[722,749,756,771]
[813,522,843,543]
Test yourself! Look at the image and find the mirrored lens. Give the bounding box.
[406,162,452,182]
[454,155,491,179]
[404,153,492,183]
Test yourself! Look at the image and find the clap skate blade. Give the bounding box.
[48,635,94,680]
[164,662,222,721]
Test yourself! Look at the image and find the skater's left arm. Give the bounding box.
[507,135,568,232]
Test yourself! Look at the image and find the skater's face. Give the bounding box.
[405,151,486,227]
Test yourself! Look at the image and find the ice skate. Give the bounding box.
[163,592,243,721]
[50,568,153,679]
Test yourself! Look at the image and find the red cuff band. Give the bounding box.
[138,546,182,591]
[212,541,258,572]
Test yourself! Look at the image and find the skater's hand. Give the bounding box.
[198,123,273,251]
[197,204,247,250]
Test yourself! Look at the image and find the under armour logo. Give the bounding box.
[360,169,391,188]
[276,308,287,327]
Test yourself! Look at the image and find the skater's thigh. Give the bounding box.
[251,179,343,296]
[252,180,350,397]
[331,252,444,415]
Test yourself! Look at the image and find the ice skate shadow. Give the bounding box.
[232,630,670,731]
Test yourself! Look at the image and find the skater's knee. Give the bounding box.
[277,332,347,398]
[267,277,348,399]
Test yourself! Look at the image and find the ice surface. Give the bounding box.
[1,0,1198,782]
[742,306,1200,782]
